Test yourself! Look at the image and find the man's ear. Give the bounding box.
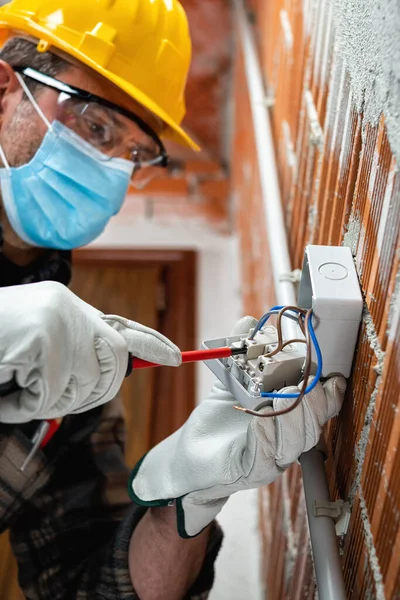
[0,60,22,126]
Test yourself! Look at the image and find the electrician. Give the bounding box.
[0,1,345,598]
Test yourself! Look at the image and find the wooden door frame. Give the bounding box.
[73,248,197,445]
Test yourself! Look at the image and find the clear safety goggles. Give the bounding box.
[14,66,169,189]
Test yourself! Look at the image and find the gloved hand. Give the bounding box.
[0,281,181,423]
[130,316,346,538]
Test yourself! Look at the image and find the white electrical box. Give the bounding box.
[202,245,363,409]
[298,245,363,378]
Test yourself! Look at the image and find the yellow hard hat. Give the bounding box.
[0,0,199,150]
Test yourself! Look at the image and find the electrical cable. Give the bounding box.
[249,305,323,396]
[233,306,323,419]
[234,310,312,418]
[249,305,306,340]
[297,311,306,336]
[262,310,322,397]
[263,305,307,358]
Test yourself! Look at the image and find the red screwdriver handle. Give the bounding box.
[132,347,235,370]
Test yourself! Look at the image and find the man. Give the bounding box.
[0,1,345,599]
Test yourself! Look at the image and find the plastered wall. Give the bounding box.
[233,0,400,597]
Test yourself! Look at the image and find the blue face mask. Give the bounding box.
[0,76,134,250]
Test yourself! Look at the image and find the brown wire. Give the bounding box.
[234,309,313,419]
[297,311,306,336]
[280,339,307,350]
[263,306,307,359]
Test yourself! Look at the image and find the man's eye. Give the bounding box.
[82,116,113,147]
[89,122,104,135]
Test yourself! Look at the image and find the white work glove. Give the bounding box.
[130,316,346,538]
[0,281,181,423]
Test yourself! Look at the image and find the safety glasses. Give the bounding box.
[14,66,169,188]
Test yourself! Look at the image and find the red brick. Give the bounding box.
[180,0,232,156]
[129,177,189,198]
[184,159,224,176]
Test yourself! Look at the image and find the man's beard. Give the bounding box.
[0,101,44,251]
[1,100,43,167]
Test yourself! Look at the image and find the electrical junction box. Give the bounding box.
[297,245,363,378]
[202,245,363,410]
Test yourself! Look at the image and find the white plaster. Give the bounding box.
[367,147,380,203]
[362,306,385,371]
[334,0,400,162]
[282,120,297,174]
[304,90,324,240]
[319,2,334,90]
[349,372,381,504]
[95,212,229,251]
[311,2,326,92]
[343,215,361,256]
[376,163,396,255]
[90,214,263,600]
[337,81,354,184]
[304,90,323,149]
[348,304,386,507]
[302,0,313,37]
[280,9,294,52]
[348,304,386,510]
[324,50,346,160]
[387,261,400,342]
[355,223,367,276]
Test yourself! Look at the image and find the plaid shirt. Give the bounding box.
[0,398,222,600]
[0,239,222,599]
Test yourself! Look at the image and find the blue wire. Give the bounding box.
[257,306,323,399]
[250,305,283,335]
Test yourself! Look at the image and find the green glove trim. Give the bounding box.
[176,497,191,539]
[129,455,209,539]
[128,454,172,508]
[176,497,215,539]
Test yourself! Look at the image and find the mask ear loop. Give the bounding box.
[15,72,52,130]
[0,74,53,170]
[0,139,10,169]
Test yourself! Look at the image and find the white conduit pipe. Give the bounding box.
[234,2,347,599]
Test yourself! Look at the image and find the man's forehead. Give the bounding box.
[53,54,164,134]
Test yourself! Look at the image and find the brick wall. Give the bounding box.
[123,161,230,232]
[232,1,400,598]
[114,0,233,234]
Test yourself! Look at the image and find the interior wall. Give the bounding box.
[233,0,400,598]
[90,215,263,600]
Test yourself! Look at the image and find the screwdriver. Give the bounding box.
[0,345,247,460]
[129,345,247,370]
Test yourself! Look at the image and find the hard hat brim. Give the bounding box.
[101,65,201,152]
